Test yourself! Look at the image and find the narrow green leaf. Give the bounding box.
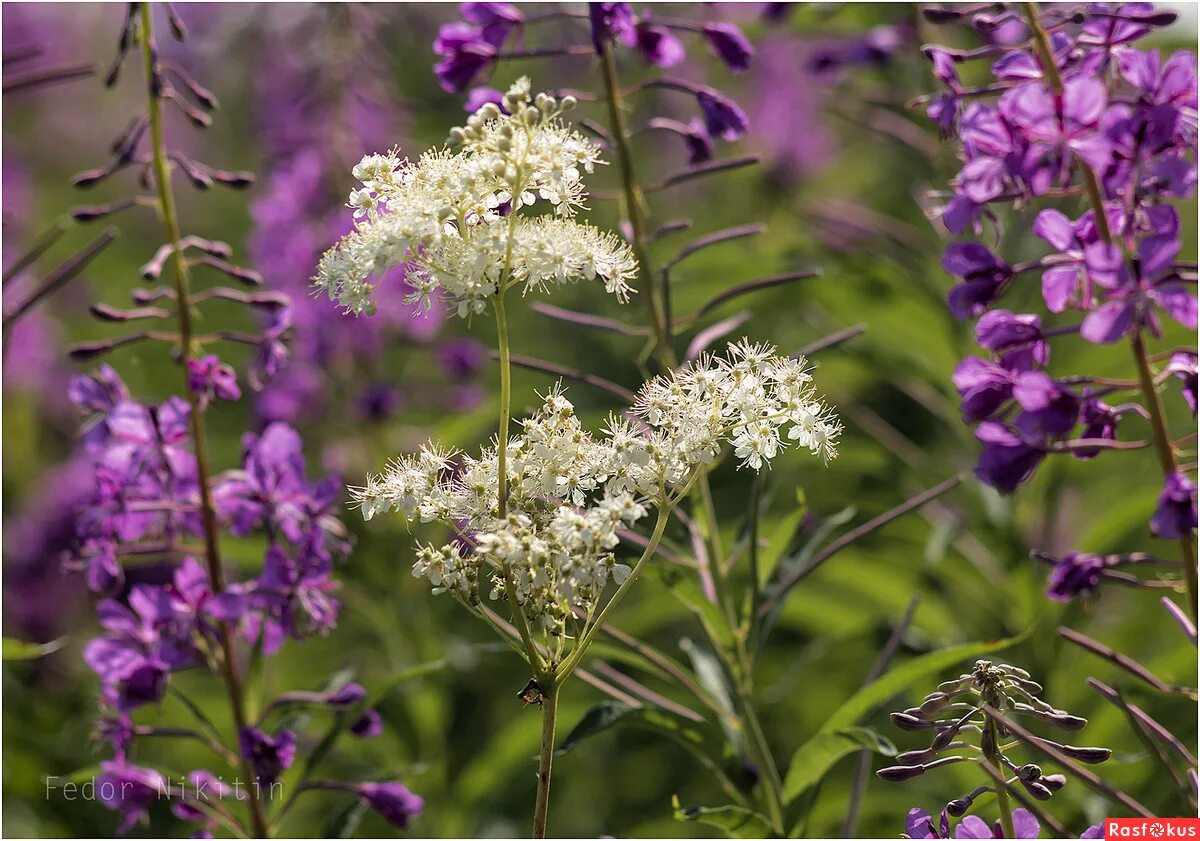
[757,506,857,647]
[781,727,895,801]
[679,637,741,753]
[672,795,773,838]
[3,636,66,660]
[322,796,368,838]
[656,567,735,649]
[557,701,724,760]
[759,491,809,584]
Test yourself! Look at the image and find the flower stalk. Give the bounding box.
[138,6,268,836]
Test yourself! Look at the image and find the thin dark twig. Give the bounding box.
[980,704,1155,818]
[497,351,638,403]
[1058,627,1188,695]
[2,62,95,93]
[1088,678,1198,766]
[589,661,705,722]
[760,476,962,617]
[2,219,69,285]
[649,155,760,191]
[795,324,869,357]
[696,270,821,316]
[531,302,649,336]
[666,224,766,271]
[3,228,117,328]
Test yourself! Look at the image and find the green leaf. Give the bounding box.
[679,638,741,752]
[322,797,368,838]
[782,631,1027,803]
[757,506,857,648]
[780,727,895,802]
[759,491,809,584]
[3,636,66,660]
[672,795,773,839]
[655,566,735,650]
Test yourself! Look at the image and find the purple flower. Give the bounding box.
[955,808,1040,838]
[703,23,754,73]
[953,357,1015,423]
[459,2,523,48]
[1166,351,1198,416]
[927,48,963,135]
[975,309,1047,369]
[1080,234,1196,344]
[634,15,685,68]
[357,781,424,828]
[1047,552,1109,601]
[1012,371,1080,438]
[438,337,487,380]
[433,24,497,94]
[588,2,637,55]
[1003,76,1113,173]
[1075,393,1120,459]
[326,681,367,708]
[906,807,949,839]
[696,87,750,141]
[249,545,340,652]
[975,422,1046,493]
[68,363,129,412]
[186,354,241,406]
[1150,471,1197,539]
[96,760,165,835]
[464,85,504,113]
[239,727,296,786]
[943,242,1014,319]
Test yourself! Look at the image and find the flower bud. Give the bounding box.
[1040,774,1066,792]
[1021,779,1054,801]
[561,95,577,111]
[1059,745,1111,764]
[920,692,950,715]
[946,797,973,817]
[1016,763,1041,781]
[896,748,935,766]
[890,712,931,731]
[1046,712,1087,731]
[877,764,926,782]
[447,127,466,147]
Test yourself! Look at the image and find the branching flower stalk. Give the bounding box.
[1020,1,1198,618]
[136,9,268,835]
[317,78,841,837]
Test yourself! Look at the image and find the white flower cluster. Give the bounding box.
[354,341,839,632]
[312,77,637,318]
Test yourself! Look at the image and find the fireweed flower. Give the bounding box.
[921,3,1197,607]
[63,6,413,835]
[882,660,1110,839]
[313,79,637,318]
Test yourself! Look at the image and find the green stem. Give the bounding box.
[493,294,543,669]
[597,39,670,366]
[532,680,560,839]
[986,717,1016,838]
[1132,332,1199,618]
[138,7,268,837]
[733,680,786,834]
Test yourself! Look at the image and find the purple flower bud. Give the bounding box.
[351,708,384,738]
[878,764,927,782]
[588,3,637,55]
[325,681,367,708]
[890,711,932,730]
[1058,744,1112,764]
[634,17,685,68]
[975,310,1047,369]
[356,781,424,828]
[438,337,487,380]
[1046,552,1109,601]
[1150,470,1198,539]
[464,85,505,114]
[682,118,715,165]
[695,87,750,142]
[460,2,523,47]
[703,23,754,73]
[942,242,1014,319]
[953,357,1015,423]
[1012,371,1080,438]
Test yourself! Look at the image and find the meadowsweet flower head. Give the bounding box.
[352,341,838,632]
[313,78,637,318]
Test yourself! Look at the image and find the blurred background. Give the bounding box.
[2,3,1196,838]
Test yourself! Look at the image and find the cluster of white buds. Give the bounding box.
[353,341,839,633]
[312,77,637,318]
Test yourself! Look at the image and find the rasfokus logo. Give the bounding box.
[1106,819,1200,838]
